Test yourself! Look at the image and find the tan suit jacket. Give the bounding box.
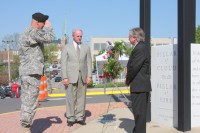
[61,43,92,83]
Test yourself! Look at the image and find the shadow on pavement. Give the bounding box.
[84,110,92,121]
[85,110,92,117]
[119,118,135,133]
[31,116,62,133]
[111,94,132,108]
[98,114,116,124]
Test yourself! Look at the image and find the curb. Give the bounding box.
[48,89,130,97]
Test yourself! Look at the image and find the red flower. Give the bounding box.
[99,75,103,79]
[108,50,113,55]
[105,73,110,78]
[103,56,107,59]
[103,63,107,66]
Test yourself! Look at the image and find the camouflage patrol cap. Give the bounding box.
[32,12,49,23]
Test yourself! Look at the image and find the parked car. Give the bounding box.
[0,87,6,99]
[55,76,62,82]
[4,86,13,98]
[52,64,57,68]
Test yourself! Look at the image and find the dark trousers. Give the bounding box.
[131,92,149,133]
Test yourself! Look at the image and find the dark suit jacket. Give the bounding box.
[126,41,151,93]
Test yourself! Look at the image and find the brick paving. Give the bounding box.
[0,102,127,133]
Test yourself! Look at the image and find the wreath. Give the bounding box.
[102,40,127,80]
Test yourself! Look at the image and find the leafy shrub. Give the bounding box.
[88,82,126,88]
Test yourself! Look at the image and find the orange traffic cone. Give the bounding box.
[43,75,48,97]
[38,76,46,101]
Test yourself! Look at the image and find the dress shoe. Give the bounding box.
[76,120,86,125]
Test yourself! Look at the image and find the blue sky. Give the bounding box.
[0,0,199,43]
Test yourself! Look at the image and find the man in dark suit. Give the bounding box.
[61,29,92,126]
[125,27,151,133]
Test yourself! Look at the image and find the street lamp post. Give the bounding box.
[2,40,14,85]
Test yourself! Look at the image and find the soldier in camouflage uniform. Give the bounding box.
[19,12,55,133]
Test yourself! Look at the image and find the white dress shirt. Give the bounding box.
[73,41,81,50]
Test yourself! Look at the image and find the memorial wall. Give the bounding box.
[151,44,200,127]
[191,43,200,127]
[151,44,178,127]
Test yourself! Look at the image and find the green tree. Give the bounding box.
[44,44,58,63]
[0,55,20,83]
[196,25,200,43]
[0,63,7,74]
[11,55,20,80]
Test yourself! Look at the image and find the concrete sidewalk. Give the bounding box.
[1,86,200,133]
[72,108,200,133]
[1,102,200,133]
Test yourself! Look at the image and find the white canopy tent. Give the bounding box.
[95,52,129,61]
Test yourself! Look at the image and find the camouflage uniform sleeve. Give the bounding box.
[28,27,55,45]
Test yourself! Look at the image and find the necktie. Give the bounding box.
[77,44,80,59]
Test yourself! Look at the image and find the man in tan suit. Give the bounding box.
[61,29,92,126]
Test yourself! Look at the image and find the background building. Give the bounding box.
[91,37,177,62]
[91,37,130,61]
[90,37,177,84]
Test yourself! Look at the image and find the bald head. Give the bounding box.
[72,29,83,44]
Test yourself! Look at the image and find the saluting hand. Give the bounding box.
[44,20,51,28]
